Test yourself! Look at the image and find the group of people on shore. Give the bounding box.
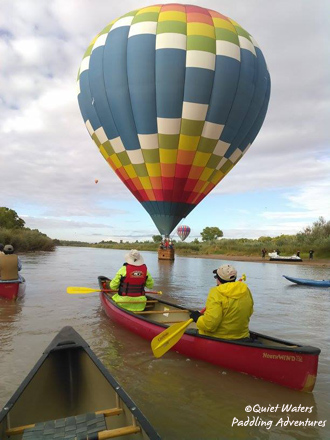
[0,243,22,281]
[111,249,254,342]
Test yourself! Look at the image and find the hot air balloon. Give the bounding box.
[77,5,270,236]
[95,179,99,184]
[177,225,191,241]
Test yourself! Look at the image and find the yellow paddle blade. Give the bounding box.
[66,286,101,294]
[151,319,193,358]
[241,274,246,281]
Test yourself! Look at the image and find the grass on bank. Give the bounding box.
[0,228,55,252]
[88,237,329,260]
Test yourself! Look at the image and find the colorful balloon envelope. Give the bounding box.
[77,4,271,235]
[177,225,191,241]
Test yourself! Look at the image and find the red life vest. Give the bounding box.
[119,264,147,297]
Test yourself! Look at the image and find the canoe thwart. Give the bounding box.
[98,425,141,439]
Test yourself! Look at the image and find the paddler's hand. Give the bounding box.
[189,311,202,322]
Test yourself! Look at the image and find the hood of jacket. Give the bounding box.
[216,280,249,299]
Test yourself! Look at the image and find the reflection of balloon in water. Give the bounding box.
[95,179,99,184]
[77,4,270,235]
[177,225,191,241]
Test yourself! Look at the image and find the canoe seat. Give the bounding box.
[22,412,106,440]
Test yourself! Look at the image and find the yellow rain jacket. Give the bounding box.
[197,281,254,340]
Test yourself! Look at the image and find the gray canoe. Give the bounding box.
[0,326,161,440]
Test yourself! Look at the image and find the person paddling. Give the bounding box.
[0,245,23,281]
[110,250,154,312]
[189,264,254,341]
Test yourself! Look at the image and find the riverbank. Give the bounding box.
[186,253,330,268]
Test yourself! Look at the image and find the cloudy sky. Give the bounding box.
[1,0,329,242]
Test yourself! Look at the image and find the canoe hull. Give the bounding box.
[0,278,26,301]
[0,326,160,440]
[283,275,330,287]
[270,258,302,262]
[100,292,319,392]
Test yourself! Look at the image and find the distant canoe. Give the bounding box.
[99,276,320,392]
[0,277,26,301]
[0,326,161,440]
[268,252,302,262]
[283,275,330,287]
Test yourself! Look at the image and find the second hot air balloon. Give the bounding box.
[177,225,191,241]
[77,4,270,236]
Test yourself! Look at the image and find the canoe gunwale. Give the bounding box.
[0,326,161,439]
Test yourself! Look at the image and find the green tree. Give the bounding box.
[0,207,25,229]
[152,234,162,243]
[201,226,223,241]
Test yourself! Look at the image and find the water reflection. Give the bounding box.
[0,299,24,348]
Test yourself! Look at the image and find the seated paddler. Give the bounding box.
[110,250,154,312]
[189,264,254,341]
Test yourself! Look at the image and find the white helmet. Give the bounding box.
[213,264,237,282]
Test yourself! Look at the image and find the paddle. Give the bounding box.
[67,286,163,295]
[151,317,194,358]
[151,273,247,358]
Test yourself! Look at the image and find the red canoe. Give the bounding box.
[0,277,26,301]
[99,276,320,392]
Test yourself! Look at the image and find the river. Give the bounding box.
[0,247,329,439]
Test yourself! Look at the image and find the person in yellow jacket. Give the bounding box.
[189,264,254,340]
[110,250,154,312]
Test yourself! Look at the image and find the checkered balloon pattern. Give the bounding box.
[77,4,271,235]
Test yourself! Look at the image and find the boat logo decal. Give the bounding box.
[263,352,303,362]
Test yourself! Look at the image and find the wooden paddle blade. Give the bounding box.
[151,319,193,358]
[66,287,100,294]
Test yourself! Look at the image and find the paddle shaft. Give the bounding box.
[67,286,162,295]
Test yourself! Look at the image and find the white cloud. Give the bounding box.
[286,182,330,217]
[261,212,316,220]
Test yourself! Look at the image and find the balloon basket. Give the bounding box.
[158,248,175,261]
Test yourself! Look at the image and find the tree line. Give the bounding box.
[0,207,55,252]
[1,207,328,258]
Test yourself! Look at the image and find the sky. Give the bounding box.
[0,0,329,243]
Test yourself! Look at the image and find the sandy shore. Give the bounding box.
[186,254,330,268]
